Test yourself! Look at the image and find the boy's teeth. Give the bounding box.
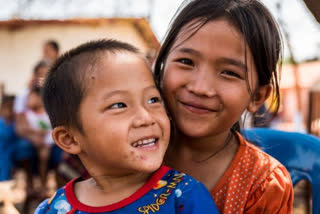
[133,138,156,147]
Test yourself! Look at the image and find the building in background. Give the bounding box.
[308,78,320,137]
[277,60,320,132]
[0,18,159,94]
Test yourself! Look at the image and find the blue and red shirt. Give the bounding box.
[35,165,219,214]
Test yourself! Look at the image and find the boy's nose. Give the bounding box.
[133,107,156,128]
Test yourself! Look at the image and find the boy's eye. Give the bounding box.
[109,102,127,109]
[221,70,242,79]
[177,58,194,66]
[147,97,161,104]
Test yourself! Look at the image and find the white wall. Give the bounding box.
[0,22,150,94]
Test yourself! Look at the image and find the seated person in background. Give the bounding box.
[25,86,54,191]
[14,60,62,201]
[0,95,17,181]
[14,60,50,147]
[35,39,219,214]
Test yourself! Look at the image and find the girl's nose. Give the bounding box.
[133,107,156,128]
[186,69,216,97]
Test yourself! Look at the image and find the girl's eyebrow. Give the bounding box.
[177,47,202,57]
[176,47,247,71]
[217,57,247,70]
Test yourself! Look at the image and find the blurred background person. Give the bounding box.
[0,95,17,181]
[42,40,60,65]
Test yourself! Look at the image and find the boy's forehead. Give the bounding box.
[82,51,151,87]
[92,51,148,74]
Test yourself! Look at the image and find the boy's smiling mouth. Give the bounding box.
[131,138,159,148]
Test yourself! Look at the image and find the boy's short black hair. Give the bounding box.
[46,40,60,53]
[42,39,139,132]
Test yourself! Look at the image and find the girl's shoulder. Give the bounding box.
[211,133,293,213]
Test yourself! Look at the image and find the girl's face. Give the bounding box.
[162,18,268,139]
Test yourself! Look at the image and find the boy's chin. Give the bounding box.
[136,160,163,174]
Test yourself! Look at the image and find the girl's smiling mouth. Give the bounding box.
[179,100,219,114]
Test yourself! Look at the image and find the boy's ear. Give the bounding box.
[247,84,272,113]
[52,126,82,155]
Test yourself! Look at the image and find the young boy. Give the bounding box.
[35,39,219,213]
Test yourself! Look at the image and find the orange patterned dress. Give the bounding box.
[211,133,293,214]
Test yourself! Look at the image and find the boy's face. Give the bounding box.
[74,52,170,176]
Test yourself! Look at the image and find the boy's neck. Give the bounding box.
[91,171,151,192]
[74,171,152,207]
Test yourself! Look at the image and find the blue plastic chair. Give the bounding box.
[242,128,320,214]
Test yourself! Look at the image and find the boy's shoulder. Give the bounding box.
[162,167,202,189]
[137,166,219,213]
[34,185,70,214]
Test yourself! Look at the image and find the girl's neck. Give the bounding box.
[164,130,239,189]
[169,130,234,159]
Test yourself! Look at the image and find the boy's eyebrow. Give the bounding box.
[143,85,157,92]
[102,90,128,100]
[102,86,158,100]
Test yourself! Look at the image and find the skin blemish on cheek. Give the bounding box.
[139,155,147,160]
[90,75,95,80]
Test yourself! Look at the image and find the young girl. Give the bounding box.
[154,0,294,213]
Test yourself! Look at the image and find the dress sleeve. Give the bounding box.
[177,182,220,214]
[34,199,50,214]
[245,165,294,214]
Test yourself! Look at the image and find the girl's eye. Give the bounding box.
[221,70,242,79]
[147,97,161,104]
[109,102,127,109]
[177,58,194,66]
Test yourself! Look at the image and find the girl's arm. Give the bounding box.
[244,165,293,214]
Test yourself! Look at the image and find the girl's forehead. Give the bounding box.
[171,18,246,54]
[172,17,242,48]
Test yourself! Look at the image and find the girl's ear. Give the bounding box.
[52,126,82,155]
[247,84,272,113]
